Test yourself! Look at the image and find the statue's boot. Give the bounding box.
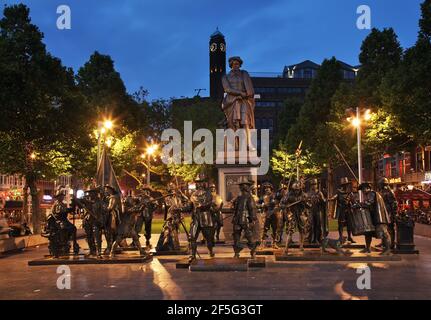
[209,248,215,258]
[146,240,152,249]
[234,252,240,259]
[360,247,371,254]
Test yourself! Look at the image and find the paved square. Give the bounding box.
[1,232,430,300]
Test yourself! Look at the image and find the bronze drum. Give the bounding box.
[348,207,375,236]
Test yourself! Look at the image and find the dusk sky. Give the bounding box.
[2,0,424,100]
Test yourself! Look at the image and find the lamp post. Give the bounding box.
[348,108,372,202]
[96,119,113,170]
[142,143,159,185]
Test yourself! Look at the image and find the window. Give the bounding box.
[391,158,397,177]
[416,149,424,172]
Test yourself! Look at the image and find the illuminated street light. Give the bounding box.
[103,120,113,130]
[30,153,36,160]
[97,118,115,170]
[347,107,373,202]
[142,143,159,185]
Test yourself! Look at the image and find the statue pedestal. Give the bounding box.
[216,162,258,242]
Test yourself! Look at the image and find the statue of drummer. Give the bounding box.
[357,182,392,255]
[135,185,156,249]
[307,179,328,244]
[260,182,281,248]
[186,174,216,261]
[377,178,397,249]
[330,177,356,244]
[209,183,224,242]
[232,177,259,259]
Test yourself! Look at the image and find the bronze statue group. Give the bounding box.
[42,174,398,260]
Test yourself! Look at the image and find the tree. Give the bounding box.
[275,97,303,146]
[0,4,92,233]
[286,58,345,165]
[76,51,147,131]
[271,146,322,182]
[380,1,431,144]
[419,0,431,40]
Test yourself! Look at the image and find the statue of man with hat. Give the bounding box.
[209,183,224,242]
[329,177,356,244]
[222,56,255,148]
[135,185,156,249]
[43,186,80,257]
[377,177,397,249]
[231,177,259,259]
[260,182,281,248]
[184,174,216,261]
[307,179,327,244]
[357,182,392,255]
[280,182,311,254]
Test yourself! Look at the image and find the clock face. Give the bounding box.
[220,43,226,52]
[210,43,217,52]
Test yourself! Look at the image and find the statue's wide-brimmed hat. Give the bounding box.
[339,177,351,186]
[209,183,216,188]
[104,184,116,192]
[310,179,319,185]
[358,182,372,191]
[237,176,253,186]
[262,181,274,190]
[228,56,243,66]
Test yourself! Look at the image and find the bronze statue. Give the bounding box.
[329,177,356,244]
[357,183,392,255]
[76,189,105,256]
[156,184,186,252]
[307,179,328,244]
[260,182,281,248]
[210,183,224,242]
[110,195,146,257]
[222,56,255,147]
[377,178,397,249]
[185,175,216,261]
[231,177,258,259]
[135,186,156,248]
[42,188,79,257]
[280,182,311,254]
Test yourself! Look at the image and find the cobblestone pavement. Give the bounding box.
[1,232,430,300]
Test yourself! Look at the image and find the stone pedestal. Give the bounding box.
[216,163,258,241]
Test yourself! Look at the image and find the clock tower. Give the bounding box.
[209,28,226,101]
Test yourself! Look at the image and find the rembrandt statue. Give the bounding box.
[222,56,256,148]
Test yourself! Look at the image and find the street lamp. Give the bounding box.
[97,118,114,170]
[142,143,159,185]
[347,108,372,202]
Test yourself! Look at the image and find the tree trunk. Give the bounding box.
[327,162,334,197]
[22,184,29,225]
[28,177,41,234]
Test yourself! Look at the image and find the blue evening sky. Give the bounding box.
[2,0,424,100]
